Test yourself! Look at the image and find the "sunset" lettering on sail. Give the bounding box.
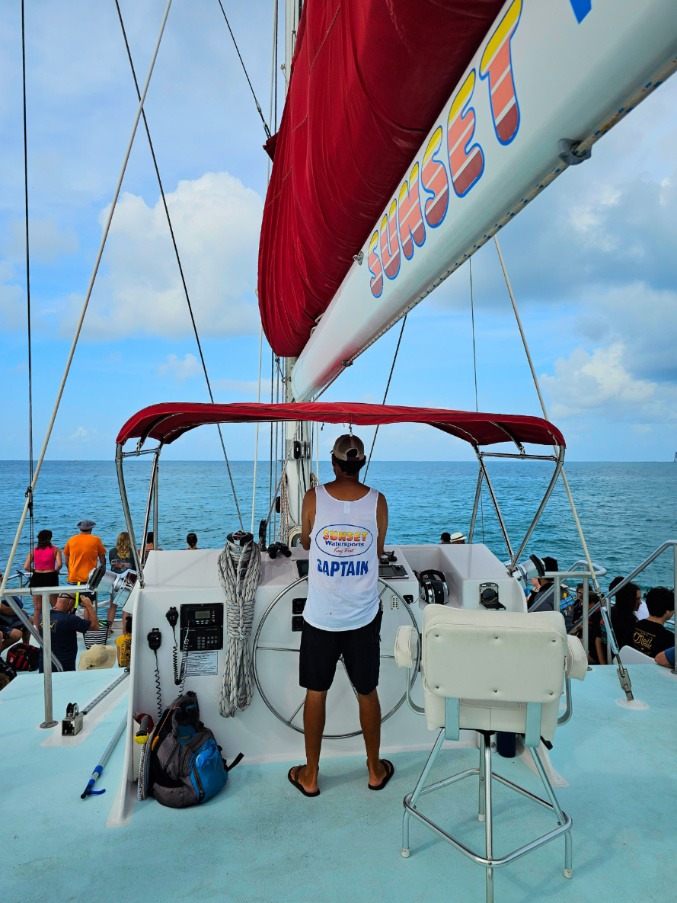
[368,0,522,299]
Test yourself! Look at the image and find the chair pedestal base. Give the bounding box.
[402,730,572,903]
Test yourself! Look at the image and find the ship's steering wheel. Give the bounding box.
[252,576,420,739]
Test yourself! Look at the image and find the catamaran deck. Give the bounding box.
[2,663,675,903]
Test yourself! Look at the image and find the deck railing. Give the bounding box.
[594,541,676,671]
[0,583,114,727]
[562,542,677,698]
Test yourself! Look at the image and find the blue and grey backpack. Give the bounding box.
[145,691,242,808]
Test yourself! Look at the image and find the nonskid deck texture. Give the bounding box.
[3,664,675,903]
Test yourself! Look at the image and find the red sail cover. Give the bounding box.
[116,402,565,450]
[258,0,506,358]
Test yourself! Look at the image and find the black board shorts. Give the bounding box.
[299,608,383,696]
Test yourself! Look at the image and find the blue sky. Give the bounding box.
[1,1,676,463]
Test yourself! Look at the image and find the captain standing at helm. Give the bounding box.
[288,434,393,798]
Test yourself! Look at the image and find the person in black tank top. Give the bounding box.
[288,434,394,798]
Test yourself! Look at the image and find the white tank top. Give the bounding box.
[304,484,379,631]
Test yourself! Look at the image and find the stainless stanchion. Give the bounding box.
[40,590,57,728]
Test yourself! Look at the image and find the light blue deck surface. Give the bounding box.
[3,664,675,903]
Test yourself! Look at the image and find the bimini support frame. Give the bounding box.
[114,401,567,594]
[468,446,565,569]
[115,443,162,588]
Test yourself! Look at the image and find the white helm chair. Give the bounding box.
[399,605,587,903]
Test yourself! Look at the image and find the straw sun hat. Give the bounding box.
[78,644,117,670]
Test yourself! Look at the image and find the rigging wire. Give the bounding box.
[251,325,264,534]
[113,0,243,530]
[268,349,275,542]
[0,0,175,603]
[468,258,485,541]
[469,258,479,412]
[21,0,35,562]
[490,232,638,692]
[492,235,600,594]
[273,358,282,539]
[252,0,280,536]
[314,421,319,485]
[216,0,272,139]
[364,314,408,479]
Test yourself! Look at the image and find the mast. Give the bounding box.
[281,0,310,544]
[284,0,302,83]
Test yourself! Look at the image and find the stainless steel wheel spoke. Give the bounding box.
[253,574,420,738]
[284,697,305,727]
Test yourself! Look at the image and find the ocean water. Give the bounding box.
[1,460,675,598]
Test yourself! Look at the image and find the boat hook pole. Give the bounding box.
[494,235,634,701]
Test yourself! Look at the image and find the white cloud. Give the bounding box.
[69,426,96,441]
[0,270,24,329]
[542,342,677,424]
[67,171,263,340]
[659,176,672,207]
[9,218,78,262]
[578,282,677,383]
[0,218,77,329]
[212,377,272,397]
[159,353,200,381]
[567,183,621,251]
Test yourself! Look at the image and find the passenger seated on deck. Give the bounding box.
[610,581,642,654]
[186,532,198,550]
[0,651,16,690]
[39,592,98,672]
[526,556,559,612]
[655,646,675,669]
[632,587,675,658]
[0,595,29,652]
[608,575,648,620]
[440,531,465,544]
[115,615,132,668]
[608,575,624,597]
[570,587,606,664]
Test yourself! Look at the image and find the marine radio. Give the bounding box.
[179,603,224,652]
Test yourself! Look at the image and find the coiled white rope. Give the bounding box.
[217,534,261,718]
[278,472,290,543]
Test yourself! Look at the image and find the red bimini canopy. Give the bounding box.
[258,1,506,358]
[116,402,565,451]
